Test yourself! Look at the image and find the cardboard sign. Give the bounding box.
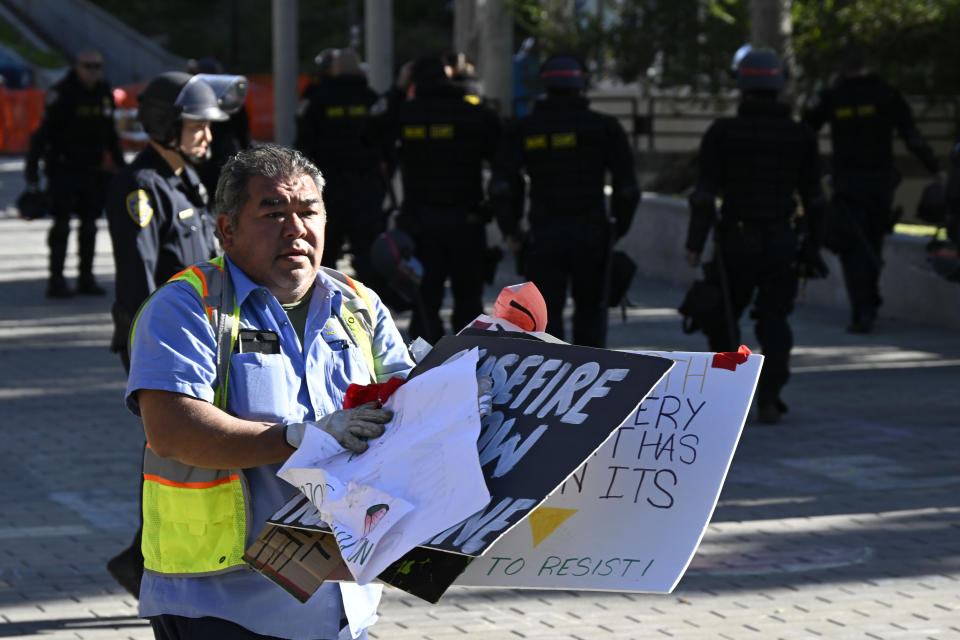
[257,493,476,603]
[244,522,344,603]
[454,350,761,593]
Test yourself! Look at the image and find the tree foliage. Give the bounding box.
[792,0,960,98]
[508,0,960,98]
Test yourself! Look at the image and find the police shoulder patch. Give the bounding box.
[126,189,154,227]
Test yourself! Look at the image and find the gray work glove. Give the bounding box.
[478,375,493,417]
[288,402,393,453]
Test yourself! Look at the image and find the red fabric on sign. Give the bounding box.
[343,376,406,409]
[711,345,752,371]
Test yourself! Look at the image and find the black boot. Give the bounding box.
[106,529,143,599]
[47,224,72,298]
[76,274,106,295]
[756,402,782,424]
[46,275,73,298]
[76,221,104,295]
[846,307,876,334]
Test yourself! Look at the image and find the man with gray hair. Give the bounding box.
[125,143,414,639]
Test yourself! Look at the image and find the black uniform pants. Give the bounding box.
[150,615,298,640]
[406,211,486,341]
[527,219,608,347]
[702,223,798,406]
[320,170,386,284]
[828,175,894,323]
[47,168,107,279]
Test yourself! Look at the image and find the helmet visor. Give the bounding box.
[194,74,249,114]
[175,75,230,122]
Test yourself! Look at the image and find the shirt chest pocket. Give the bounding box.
[173,209,200,239]
[171,210,213,261]
[227,352,291,421]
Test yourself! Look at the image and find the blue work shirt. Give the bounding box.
[126,256,414,640]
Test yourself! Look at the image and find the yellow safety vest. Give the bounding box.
[136,257,378,576]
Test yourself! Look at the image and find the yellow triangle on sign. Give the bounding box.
[528,507,578,547]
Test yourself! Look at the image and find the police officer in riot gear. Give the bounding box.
[104,71,241,598]
[26,48,126,298]
[107,71,244,369]
[295,48,386,282]
[802,42,943,333]
[687,49,826,425]
[387,55,502,341]
[493,55,640,347]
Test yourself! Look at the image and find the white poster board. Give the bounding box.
[277,349,490,584]
[455,350,762,593]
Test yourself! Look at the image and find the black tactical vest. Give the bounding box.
[298,76,382,174]
[519,96,616,223]
[711,101,812,222]
[396,83,500,210]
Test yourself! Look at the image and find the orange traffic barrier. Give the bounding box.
[0,75,314,153]
[0,86,44,153]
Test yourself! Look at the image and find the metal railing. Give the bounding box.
[588,92,960,161]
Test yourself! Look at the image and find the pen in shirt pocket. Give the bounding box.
[327,338,351,351]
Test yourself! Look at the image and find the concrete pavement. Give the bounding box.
[0,182,959,639]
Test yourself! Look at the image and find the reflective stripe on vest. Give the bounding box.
[137,260,378,576]
[319,266,377,382]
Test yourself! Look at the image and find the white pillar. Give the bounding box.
[479,0,512,116]
[365,0,394,93]
[272,0,298,145]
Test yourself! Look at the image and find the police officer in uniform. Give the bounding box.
[26,48,126,298]
[493,55,639,347]
[687,50,827,425]
[295,48,386,282]
[388,55,502,341]
[106,72,234,370]
[802,42,943,333]
[104,71,237,598]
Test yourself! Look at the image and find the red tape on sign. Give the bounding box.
[711,345,752,371]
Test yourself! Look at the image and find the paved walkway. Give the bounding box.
[1,181,959,639]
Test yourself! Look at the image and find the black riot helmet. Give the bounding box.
[315,48,338,78]
[137,71,231,147]
[736,49,785,92]
[410,56,449,88]
[539,55,587,91]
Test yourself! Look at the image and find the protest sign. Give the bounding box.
[412,335,672,558]
[246,335,673,603]
[454,350,762,593]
